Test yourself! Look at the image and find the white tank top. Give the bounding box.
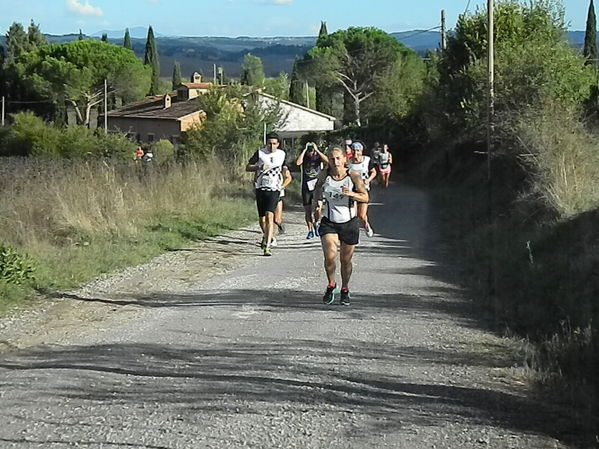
[322,173,356,223]
[349,156,371,190]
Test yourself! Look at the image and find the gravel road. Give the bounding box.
[0,183,574,448]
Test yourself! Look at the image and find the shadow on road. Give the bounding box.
[0,335,570,444]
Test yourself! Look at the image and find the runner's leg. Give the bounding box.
[339,243,355,290]
[321,233,339,285]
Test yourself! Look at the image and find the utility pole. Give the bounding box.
[487,0,497,312]
[1,96,4,127]
[104,79,108,133]
[487,0,494,182]
[441,9,447,51]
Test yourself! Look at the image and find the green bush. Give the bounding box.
[0,244,35,285]
[150,139,175,162]
[0,111,136,159]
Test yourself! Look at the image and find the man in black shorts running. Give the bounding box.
[246,133,288,256]
[296,141,328,239]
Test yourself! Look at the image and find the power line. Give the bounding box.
[398,26,442,42]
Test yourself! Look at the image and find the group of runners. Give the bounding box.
[245,133,393,305]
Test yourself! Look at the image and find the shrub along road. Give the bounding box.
[0,183,573,448]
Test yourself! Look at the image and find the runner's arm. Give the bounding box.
[281,166,292,189]
[312,170,328,213]
[245,151,261,172]
[346,171,369,203]
[295,147,307,166]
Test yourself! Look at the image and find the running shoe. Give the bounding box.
[322,284,339,305]
[314,222,320,237]
[263,246,272,257]
[340,289,351,306]
[364,222,374,237]
[260,238,266,250]
[277,223,286,234]
[306,230,315,239]
[271,238,278,247]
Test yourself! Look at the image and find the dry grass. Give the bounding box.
[0,157,232,247]
[516,103,599,218]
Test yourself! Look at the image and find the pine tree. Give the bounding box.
[240,53,265,87]
[27,20,47,48]
[123,28,132,50]
[172,61,181,89]
[144,25,161,95]
[584,0,597,64]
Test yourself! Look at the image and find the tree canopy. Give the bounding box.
[18,40,150,125]
[305,27,410,126]
[240,53,265,87]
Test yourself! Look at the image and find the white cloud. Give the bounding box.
[66,0,103,16]
[273,0,293,4]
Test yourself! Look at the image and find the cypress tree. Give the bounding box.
[144,25,161,95]
[78,29,84,40]
[315,21,333,115]
[101,33,108,42]
[584,0,597,64]
[289,60,305,105]
[172,61,182,89]
[318,21,328,40]
[123,28,132,50]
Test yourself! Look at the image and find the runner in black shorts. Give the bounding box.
[246,133,288,256]
[296,142,328,239]
[313,147,369,306]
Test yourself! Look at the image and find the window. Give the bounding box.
[147,133,155,143]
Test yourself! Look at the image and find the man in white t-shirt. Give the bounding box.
[245,133,288,256]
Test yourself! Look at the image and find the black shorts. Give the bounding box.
[255,189,280,217]
[319,216,360,246]
[301,188,314,206]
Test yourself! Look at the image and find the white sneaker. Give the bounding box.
[270,238,278,247]
[364,223,374,237]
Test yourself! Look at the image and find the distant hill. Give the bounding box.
[92,27,166,39]
[0,30,587,79]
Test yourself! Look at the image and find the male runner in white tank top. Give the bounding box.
[349,141,377,237]
[245,133,287,256]
[313,147,369,305]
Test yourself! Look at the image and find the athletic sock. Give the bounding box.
[328,282,336,288]
[341,287,349,292]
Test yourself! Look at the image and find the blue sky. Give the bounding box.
[0,0,591,37]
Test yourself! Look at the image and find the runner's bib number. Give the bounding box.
[306,178,318,191]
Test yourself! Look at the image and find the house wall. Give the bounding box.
[108,117,182,143]
[180,113,203,131]
[258,96,335,134]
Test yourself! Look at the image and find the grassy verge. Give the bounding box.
[0,157,256,314]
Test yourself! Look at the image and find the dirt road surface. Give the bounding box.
[0,184,573,448]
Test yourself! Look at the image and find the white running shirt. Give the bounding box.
[349,156,372,190]
[250,148,287,191]
[322,174,356,223]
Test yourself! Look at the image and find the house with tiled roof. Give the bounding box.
[104,72,209,144]
[104,72,337,145]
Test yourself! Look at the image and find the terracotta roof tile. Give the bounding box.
[107,93,202,120]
